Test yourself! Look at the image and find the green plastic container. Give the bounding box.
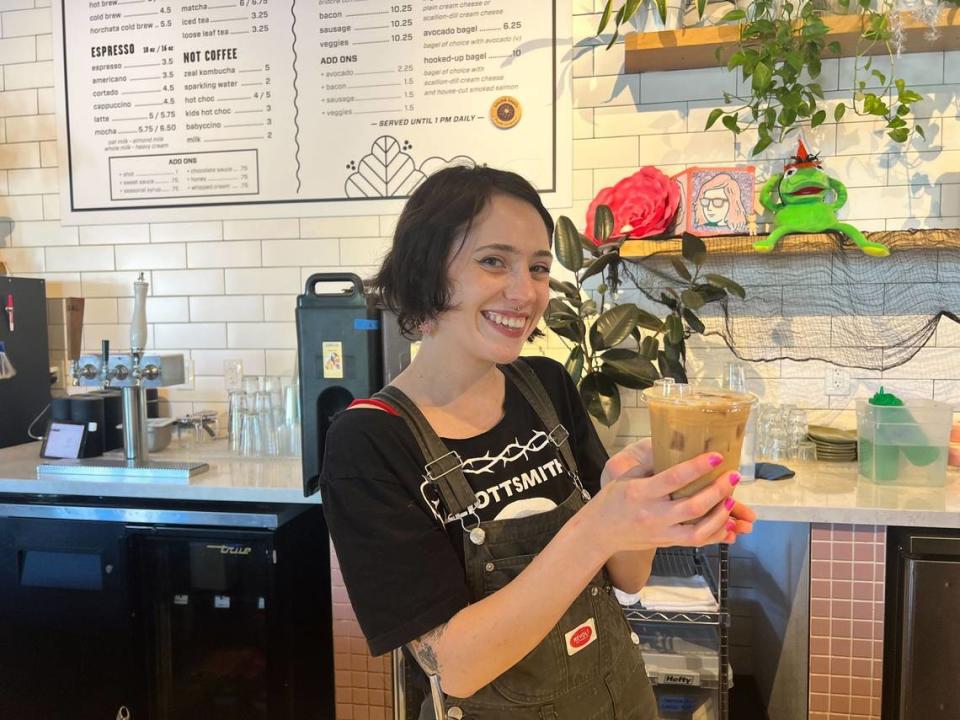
[856,395,952,486]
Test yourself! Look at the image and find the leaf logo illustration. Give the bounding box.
[345,135,426,198]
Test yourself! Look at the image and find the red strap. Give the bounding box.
[347,398,400,416]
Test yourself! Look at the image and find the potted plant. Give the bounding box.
[595,0,950,154]
[546,206,746,427]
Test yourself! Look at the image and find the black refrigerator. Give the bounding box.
[0,501,335,720]
[0,276,51,448]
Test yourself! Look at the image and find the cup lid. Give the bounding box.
[641,382,756,410]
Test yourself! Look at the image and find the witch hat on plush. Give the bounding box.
[784,135,822,171]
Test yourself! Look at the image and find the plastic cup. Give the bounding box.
[642,383,757,499]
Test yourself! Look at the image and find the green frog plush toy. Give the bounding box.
[755,139,890,257]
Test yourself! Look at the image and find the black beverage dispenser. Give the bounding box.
[296,274,383,497]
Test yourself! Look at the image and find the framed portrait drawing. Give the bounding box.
[672,166,756,237]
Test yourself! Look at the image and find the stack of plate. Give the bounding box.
[807,425,858,462]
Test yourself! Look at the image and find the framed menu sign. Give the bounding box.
[52,0,572,223]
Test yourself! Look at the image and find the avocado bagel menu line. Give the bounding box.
[53,0,572,222]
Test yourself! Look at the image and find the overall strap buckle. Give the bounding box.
[547,424,569,448]
[425,450,464,481]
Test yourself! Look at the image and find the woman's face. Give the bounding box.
[433,193,553,366]
[701,186,730,225]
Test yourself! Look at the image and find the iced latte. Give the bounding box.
[642,382,756,499]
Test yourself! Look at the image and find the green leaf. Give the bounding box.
[915,124,926,139]
[548,319,584,344]
[752,62,773,93]
[594,204,615,244]
[640,335,659,360]
[665,313,684,344]
[751,134,773,156]
[682,308,705,335]
[871,69,887,85]
[591,303,640,350]
[549,277,579,299]
[600,348,659,389]
[695,283,726,304]
[579,371,621,426]
[722,114,741,134]
[655,0,668,23]
[681,232,707,266]
[705,107,725,130]
[635,308,664,332]
[579,235,601,259]
[828,41,841,54]
[554,215,584,273]
[704,273,746,299]
[604,29,620,50]
[565,345,584,384]
[670,257,692,281]
[681,289,705,310]
[811,109,826,128]
[888,127,909,143]
[580,251,618,283]
[545,297,579,323]
[721,8,747,21]
[834,103,846,122]
[596,0,613,35]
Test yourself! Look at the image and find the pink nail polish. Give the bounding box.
[708,454,723,467]
[726,519,736,531]
[724,497,735,511]
[729,472,741,486]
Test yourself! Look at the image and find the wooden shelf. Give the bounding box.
[624,8,960,73]
[619,228,960,257]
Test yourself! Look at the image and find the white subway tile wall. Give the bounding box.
[2,5,958,718]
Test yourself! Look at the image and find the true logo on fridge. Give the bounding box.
[206,544,253,556]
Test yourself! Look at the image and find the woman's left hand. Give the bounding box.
[601,438,758,544]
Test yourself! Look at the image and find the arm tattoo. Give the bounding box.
[407,622,448,676]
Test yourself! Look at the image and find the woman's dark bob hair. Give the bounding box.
[372,164,554,339]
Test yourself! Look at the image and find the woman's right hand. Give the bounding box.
[583,451,738,555]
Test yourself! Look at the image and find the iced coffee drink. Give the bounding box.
[642,382,756,499]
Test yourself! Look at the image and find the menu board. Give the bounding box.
[52,0,572,223]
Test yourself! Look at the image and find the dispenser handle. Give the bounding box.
[65,298,85,362]
[101,339,110,375]
[303,273,365,298]
[131,272,148,354]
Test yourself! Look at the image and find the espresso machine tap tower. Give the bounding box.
[39,274,208,479]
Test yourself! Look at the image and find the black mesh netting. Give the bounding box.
[617,229,960,372]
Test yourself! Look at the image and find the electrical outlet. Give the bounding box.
[824,367,850,396]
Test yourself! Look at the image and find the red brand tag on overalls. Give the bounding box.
[564,618,597,656]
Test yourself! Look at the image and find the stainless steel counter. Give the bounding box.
[0,439,316,504]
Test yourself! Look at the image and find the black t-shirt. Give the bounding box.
[319,356,608,656]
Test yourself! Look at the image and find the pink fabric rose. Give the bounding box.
[585,166,680,244]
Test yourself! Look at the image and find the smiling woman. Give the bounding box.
[318,164,751,720]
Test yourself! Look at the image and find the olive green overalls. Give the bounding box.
[376,361,658,720]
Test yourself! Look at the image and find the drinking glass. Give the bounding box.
[223,359,244,393]
[796,440,817,461]
[228,392,245,453]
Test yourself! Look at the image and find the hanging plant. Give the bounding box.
[594,0,958,154]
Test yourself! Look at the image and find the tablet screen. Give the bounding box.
[41,421,87,459]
